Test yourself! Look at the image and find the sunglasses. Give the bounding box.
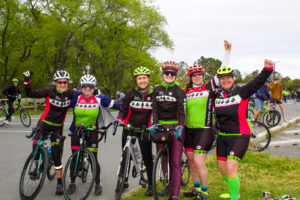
[57,81,68,85]
[82,84,95,89]
[163,71,177,77]
[192,73,203,77]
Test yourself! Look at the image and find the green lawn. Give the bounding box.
[123,151,300,199]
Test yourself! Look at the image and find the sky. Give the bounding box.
[151,0,300,79]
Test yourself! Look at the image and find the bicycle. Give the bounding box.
[19,127,65,200]
[113,123,148,200]
[247,101,281,128]
[62,124,108,200]
[152,124,182,200]
[0,94,31,127]
[248,120,272,152]
[263,191,299,200]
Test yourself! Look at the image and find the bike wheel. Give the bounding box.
[20,108,31,127]
[47,159,56,181]
[115,147,130,200]
[0,110,6,127]
[263,110,281,127]
[63,149,96,200]
[248,120,271,152]
[153,147,169,200]
[181,159,190,186]
[247,109,254,119]
[19,147,48,200]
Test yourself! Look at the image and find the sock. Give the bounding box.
[223,175,228,184]
[228,176,240,200]
[57,178,62,185]
[201,185,208,192]
[193,181,201,191]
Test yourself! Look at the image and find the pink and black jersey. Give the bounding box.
[214,67,273,135]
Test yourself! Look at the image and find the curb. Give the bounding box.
[269,116,300,135]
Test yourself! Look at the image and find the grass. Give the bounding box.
[123,151,300,199]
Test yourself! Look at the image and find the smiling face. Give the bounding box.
[219,76,234,90]
[13,82,18,87]
[136,75,150,89]
[55,79,68,92]
[81,84,95,97]
[191,73,204,85]
[163,71,176,84]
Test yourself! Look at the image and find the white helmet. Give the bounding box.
[53,70,70,81]
[80,74,96,86]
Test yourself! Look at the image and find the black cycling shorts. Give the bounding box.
[71,129,99,152]
[216,134,250,162]
[271,98,282,104]
[184,127,214,154]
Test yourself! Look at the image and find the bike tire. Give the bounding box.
[0,110,6,127]
[19,147,48,200]
[248,120,271,152]
[47,159,56,181]
[63,149,96,200]
[20,108,31,127]
[152,147,169,200]
[181,159,191,186]
[115,146,130,200]
[247,109,254,119]
[263,110,281,127]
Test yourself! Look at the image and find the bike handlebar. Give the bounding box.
[26,127,66,143]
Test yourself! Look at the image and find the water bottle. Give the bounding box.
[133,145,142,163]
[47,145,52,159]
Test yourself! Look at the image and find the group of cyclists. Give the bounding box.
[16,40,274,200]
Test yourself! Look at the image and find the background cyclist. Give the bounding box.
[151,61,185,200]
[115,66,154,196]
[183,40,231,200]
[214,59,273,200]
[2,78,22,124]
[23,70,75,195]
[253,79,271,122]
[68,74,121,195]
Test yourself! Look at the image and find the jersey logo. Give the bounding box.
[49,98,71,108]
[215,96,241,108]
[130,101,152,110]
[230,151,235,156]
[134,96,141,101]
[156,95,176,102]
[186,90,209,100]
[76,103,99,109]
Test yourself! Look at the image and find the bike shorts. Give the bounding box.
[216,133,250,162]
[33,120,64,169]
[254,98,264,111]
[271,98,282,104]
[71,129,99,153]
[184,127,214,154]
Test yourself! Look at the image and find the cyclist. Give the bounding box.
[214,59,273,200]
[151,61,185,200]
[67,74,121,195]
[269,77,287,122]
[2,78,22,124]
[23,70,75,195]
[115,67,154,195]
[183,40,231,200]
[253,79,271,122]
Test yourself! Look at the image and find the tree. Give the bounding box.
[195,56,222,81]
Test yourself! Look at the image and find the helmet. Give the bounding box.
[217,66,234,78]
[162,61,178,73]
[187,65,205,76]
[80,74,96,86]
[53,70,70,81]
[12,78,18,82]
[133,67,151,77]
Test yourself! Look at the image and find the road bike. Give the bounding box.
[0,95,31,127]
[62,124,108,200]
[19,127,65,200]
[247,101,281,128]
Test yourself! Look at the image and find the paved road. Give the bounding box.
[0,102,299,200]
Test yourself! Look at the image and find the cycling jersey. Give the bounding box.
[69,92,121,132]
[2,85,22,101]
[117,86,153,127]
[214,67,273,135]
[24,83,75,125]
[152,82,185,125]
[185,77,218,128]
